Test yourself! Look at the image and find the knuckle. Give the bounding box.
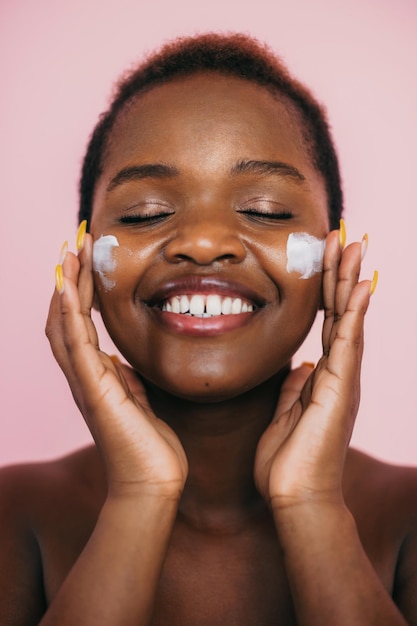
[324,306,335,320]
[45,319,57,342]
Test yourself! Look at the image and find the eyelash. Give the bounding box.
[238,208,294,221]
[119,212,173,225]
[118,208,294,225]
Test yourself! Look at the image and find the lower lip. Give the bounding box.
[152,309,256,336]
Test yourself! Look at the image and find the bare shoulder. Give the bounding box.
[0,444,105,553]
[0,445,103,515]
[0,446,103,626]
[345,447,417,520]
[346,448,417,620]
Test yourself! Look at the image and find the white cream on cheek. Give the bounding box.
[286,232,326,279]
[92,235,120,290]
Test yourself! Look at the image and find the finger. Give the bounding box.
[329,278,371,375]
[46,286,69,367]
[328,241,362,348]
[58,270,106,385]
[46,251,106,412]
[55,234,98,350]
[322,229,342,355]
[76,233,99,349]
[45,248,82,373]
[77,232,95,317]
[313,279,372,423]
[272,363,314,421]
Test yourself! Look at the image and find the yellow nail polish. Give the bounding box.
[302,361,315,369]
[55,264,64,293]
[361,233,368,261]
[59,241,68,265]
[76,220,87,252]
[369,270,378,295]
[339,218,346,249]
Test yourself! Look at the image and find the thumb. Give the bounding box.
[273,363,314,419]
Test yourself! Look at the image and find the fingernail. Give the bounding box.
[302,361,315,369]
[59,241,68,265]
[361,234,368,261]
[339,218,346,249]
[55,264,64,294]
[109,355,121,365]
[369,270,378,295]
[76,220,87,252]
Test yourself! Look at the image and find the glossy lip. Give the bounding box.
[145,275,266,337]
[152,308,256,336]
[146,275,265,308]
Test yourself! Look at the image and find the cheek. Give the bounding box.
[92,234,122,292]
[284,232,326,311]
[285,273,323,321]
[285,232,326,280]
[251,231,325,295]
[92,235,147,296]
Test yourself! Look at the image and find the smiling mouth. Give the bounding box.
[161,294,255,317]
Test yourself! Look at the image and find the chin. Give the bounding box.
[141,361,279,406]
[149,376,249,403]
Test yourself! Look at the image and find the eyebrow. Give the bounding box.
[107,158,306,192]
[107,163,180,192]
[230,159,306,182]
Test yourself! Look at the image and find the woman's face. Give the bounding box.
[90,73,330,401]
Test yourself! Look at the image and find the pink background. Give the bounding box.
[1,0,416,467]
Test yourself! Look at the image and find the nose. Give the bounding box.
[163,212,247,266]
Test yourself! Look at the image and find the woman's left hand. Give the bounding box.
[254,227,376,510]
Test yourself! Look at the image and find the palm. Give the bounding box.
[254,230,373,508]
[99,358,189,493]
[47,234,188,498]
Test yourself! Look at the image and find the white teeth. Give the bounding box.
[231,298,242,314]
[171,297,181,314]
[221,297,232,315]
[206,294,222,316]
[189,294,205,315]
[161,294,255,316]
[180,295,190,313]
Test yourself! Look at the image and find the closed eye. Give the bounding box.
[115,194,176,225]
[119,211,174,225]
[237,208,294,221]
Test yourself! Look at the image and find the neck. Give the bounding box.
[145,368,289,530]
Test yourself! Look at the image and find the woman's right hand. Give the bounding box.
[45,227,188,501]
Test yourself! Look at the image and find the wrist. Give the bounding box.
[271,493,351,528]
[102,489,180,535]
[107,481,184,506]
[106,471,185,501]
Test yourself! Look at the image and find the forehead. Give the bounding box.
[103,73,315,178]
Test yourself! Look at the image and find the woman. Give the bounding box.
[1,33,415,625]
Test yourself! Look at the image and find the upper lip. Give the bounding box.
[145,275,266,308]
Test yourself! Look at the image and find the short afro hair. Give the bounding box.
[79,33,343,230]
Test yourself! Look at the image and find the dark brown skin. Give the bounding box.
[2,446,417,625]
[1,73,416,625]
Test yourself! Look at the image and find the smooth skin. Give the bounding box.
[1,73,417,625]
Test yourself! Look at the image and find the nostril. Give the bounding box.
[163,232,246,265]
